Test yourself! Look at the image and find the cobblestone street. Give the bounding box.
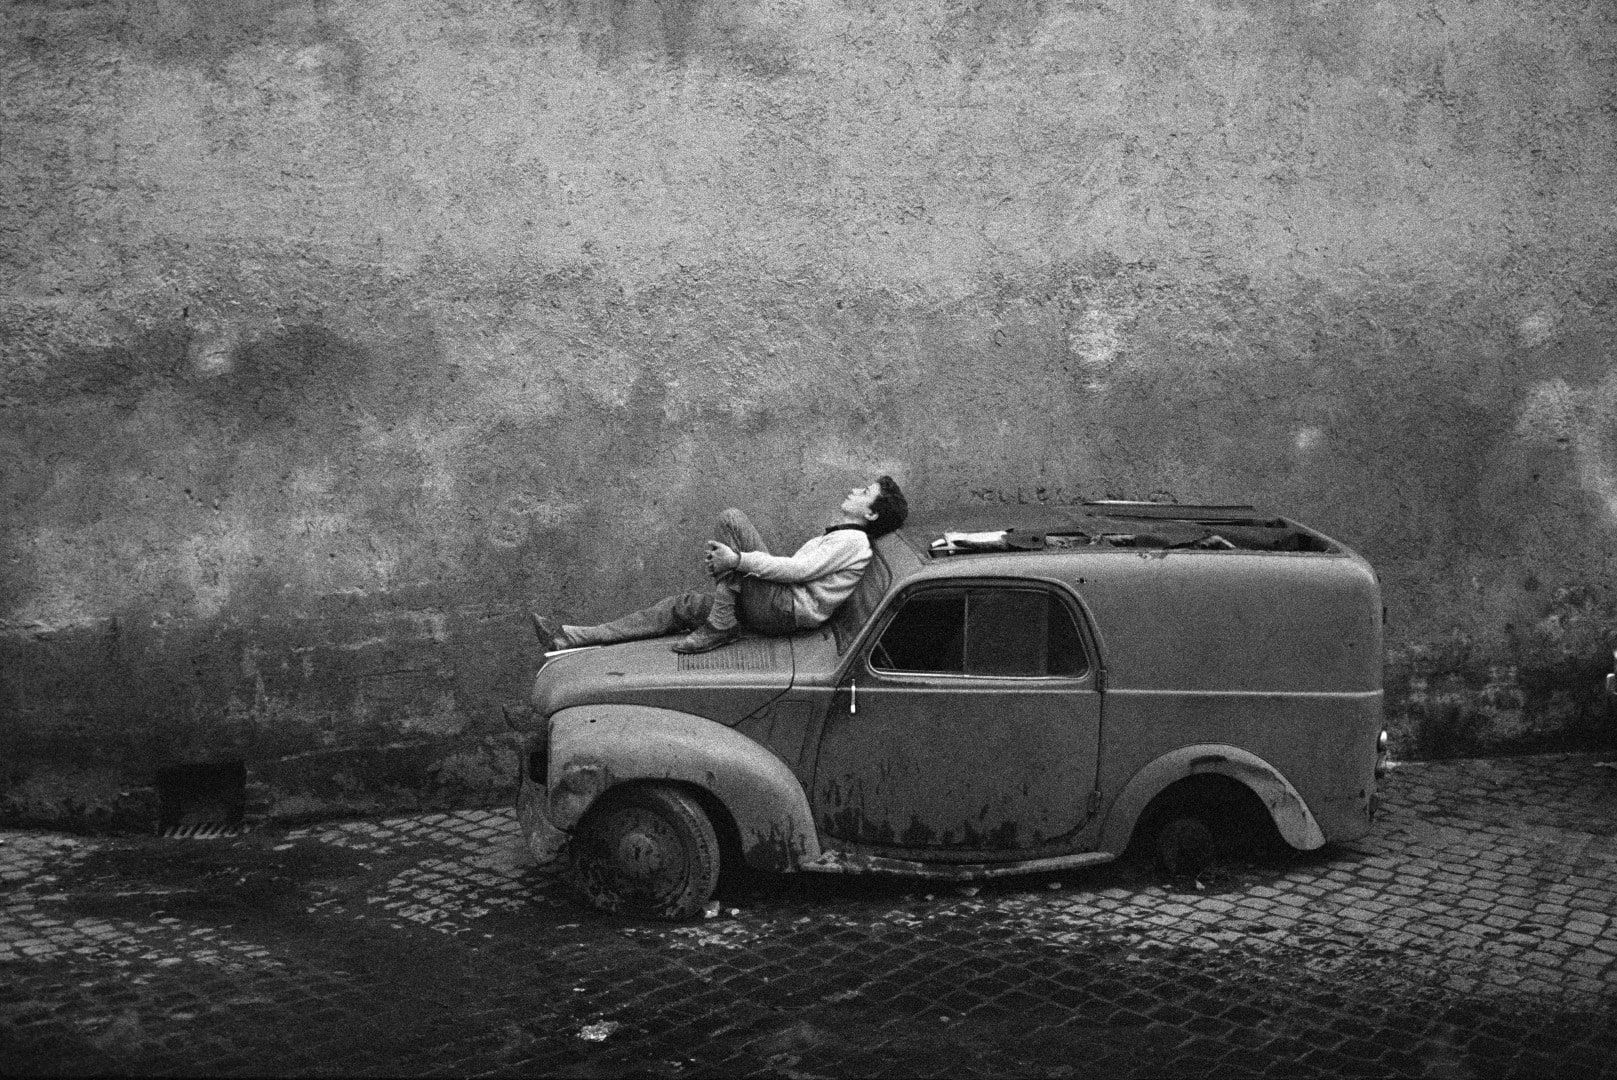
[3,753,1616,1077]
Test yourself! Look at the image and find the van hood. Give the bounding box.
[530,635,796,727]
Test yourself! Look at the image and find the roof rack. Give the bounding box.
[917,503,1333,557]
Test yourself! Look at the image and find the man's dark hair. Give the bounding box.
[866,475,908,539]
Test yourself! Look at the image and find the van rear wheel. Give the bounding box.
[566,784,721,920]
[1155,815,1217,878]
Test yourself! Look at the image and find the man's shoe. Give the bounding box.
[531,613,563,652]
[670,623,740,654]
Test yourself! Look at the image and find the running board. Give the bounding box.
[799,849,1117,880]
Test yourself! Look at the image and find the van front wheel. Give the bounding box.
[1155,815,1216,878]
[566,784,721,920]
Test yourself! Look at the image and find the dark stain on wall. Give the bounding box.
[15,315,443,419]
[1267,0,1367,76]
[24,323,188,408]
[936,0,1052,56]
[9,0,365,94]
[194,324,386,428]
[525,0,791,73]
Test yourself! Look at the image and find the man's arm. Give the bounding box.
[731,531,871,584]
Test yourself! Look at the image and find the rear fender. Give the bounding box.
[1100,744,1327,853]
[546,704,821,871]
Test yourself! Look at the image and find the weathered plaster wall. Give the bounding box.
[4,0,1616,823]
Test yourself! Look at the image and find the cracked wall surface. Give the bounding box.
[4,0,1617,821]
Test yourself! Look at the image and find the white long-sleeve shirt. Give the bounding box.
[734,525,873,628]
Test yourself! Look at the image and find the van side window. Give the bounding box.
[871,591,966,673]
[871,587,1087,678]
[967,589,1087,678]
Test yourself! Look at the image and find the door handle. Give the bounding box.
[848,679,857,715]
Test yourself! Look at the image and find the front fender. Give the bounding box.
[546,704,822,871]
[1099,744,1327,853]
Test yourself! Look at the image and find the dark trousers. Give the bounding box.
[558,508,798,648]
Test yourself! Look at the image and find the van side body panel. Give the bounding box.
[900,545,1383,849]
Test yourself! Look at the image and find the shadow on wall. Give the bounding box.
[1387,586,1617,760]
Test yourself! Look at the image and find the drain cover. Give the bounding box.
[160,819,250,840]
[155,761,246,838]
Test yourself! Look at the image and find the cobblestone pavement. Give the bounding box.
[3,754,1616,1078]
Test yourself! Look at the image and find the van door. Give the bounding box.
[810,581,1102,856]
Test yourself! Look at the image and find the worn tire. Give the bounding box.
[565,784,721,920]
[1155,815,1217,878]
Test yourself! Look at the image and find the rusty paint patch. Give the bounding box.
[819,781,1029,851]
[739,821,800,873]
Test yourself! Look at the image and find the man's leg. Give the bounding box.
[704,507,770,634]
[673,508,784,653]
[717,507,799,635]
[738,577,800,636]
[536,508,776,655]
[548,589,712,649]
[714,506,769,556]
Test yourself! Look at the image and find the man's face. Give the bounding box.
[840,481,881,522]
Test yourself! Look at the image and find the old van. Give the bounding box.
[518,501,1384,918]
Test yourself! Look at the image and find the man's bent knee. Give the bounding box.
[716,507,766,554]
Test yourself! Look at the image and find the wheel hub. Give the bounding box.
[567,786,721,918]
[616,829,667,874]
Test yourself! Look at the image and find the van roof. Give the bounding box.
[899,502,1339,558]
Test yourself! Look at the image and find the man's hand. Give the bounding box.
[704,541,741,577]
